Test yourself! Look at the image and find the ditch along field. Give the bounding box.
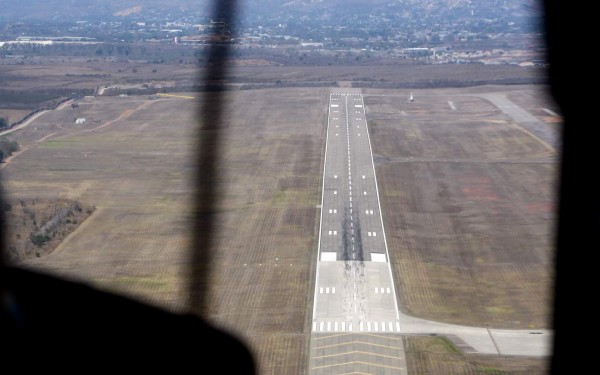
[1,84,557,374]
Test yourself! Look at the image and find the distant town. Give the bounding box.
[1,1,545,66]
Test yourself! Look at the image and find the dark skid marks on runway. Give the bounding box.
[341,205,364,262]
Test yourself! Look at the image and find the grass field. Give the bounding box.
[1,84,557,374]
[364,86,557,330]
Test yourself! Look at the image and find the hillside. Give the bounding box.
[0,0,540,25]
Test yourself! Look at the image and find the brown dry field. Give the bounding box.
[0,61,546,94]
[1,84,557,374]
[2,88,326,374]
[0,109,31,123]
[365,85,557,330]
[0,62,199,95]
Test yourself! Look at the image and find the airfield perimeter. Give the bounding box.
[1,84,557,374]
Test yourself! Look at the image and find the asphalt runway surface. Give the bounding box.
[309,88,407,374]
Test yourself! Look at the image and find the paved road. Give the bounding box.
[309,89,408,374]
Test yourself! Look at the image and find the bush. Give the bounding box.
[30,233,50,247]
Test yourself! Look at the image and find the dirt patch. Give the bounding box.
[4,197,95,262]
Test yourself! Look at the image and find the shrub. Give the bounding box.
[30,233,50,247]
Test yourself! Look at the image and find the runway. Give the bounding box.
[307,89,552,374]
[309,88,407,374]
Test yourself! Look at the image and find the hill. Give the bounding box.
[0,0,540,25]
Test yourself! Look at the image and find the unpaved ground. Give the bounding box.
[1,89,326,375]
[0,109,30,123]
[365,86,557,330]
[3,197,95,262]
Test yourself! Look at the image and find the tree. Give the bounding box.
[0,117,7,130]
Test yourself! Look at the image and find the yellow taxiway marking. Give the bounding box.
[506,120,557,154]
[483,118,556,153]
[313,333,355,340]
[157,93,196,99]
[313,350,403,360]
[311,361,404,371]
[314,341,402,351]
